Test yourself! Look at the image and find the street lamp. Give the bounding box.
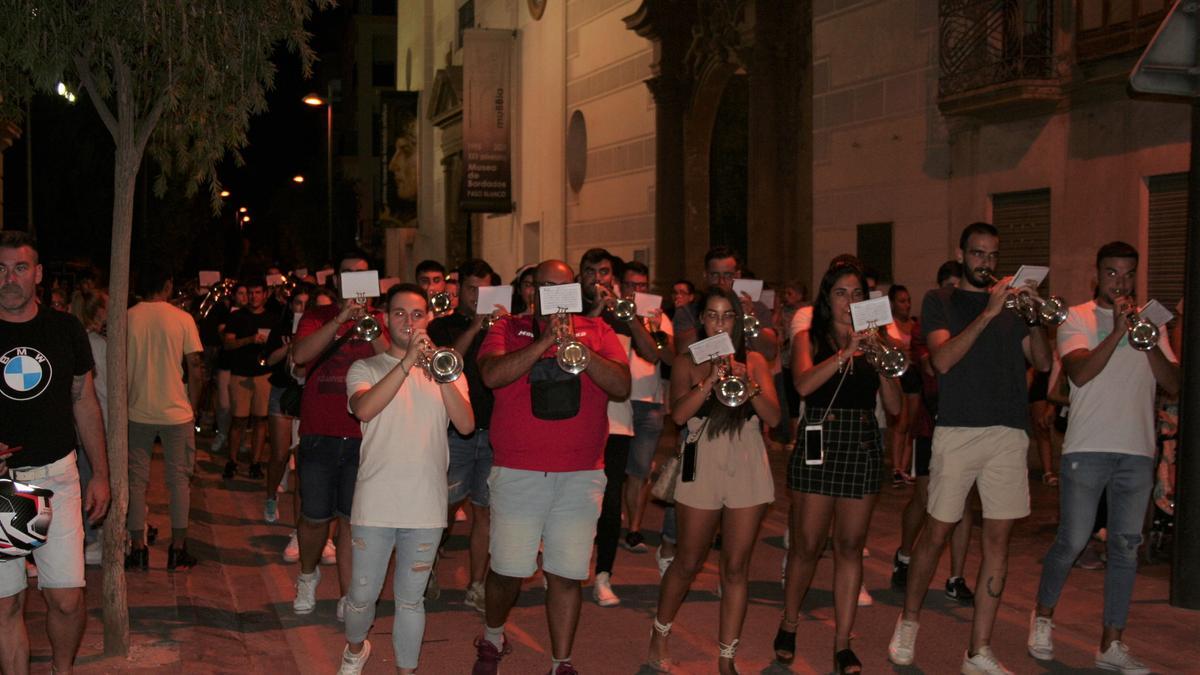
[219,190,231,198]
[304,90,333,261]
[292,175,305,184]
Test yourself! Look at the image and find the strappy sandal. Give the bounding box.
[834,648,862,675]
[718,638,740,675]
[773,618,798,665]
[647,617,673,673]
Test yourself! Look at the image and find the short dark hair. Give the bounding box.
[936,260,963,286]
[384,282,429,309]
[415,259,446,277]
[0,231,39,262]
[622,260,650,279]
[862,267,880,283]
[339,248,372,268]
[673,279,695,294]
[135,261,173,297]
[1096,241,1139,268]
[958,222,999,251]
[457,258,495,282]
[887,284,909,302]
[704,245,741,270]
[579,248,619,272]
[244,277,267,291]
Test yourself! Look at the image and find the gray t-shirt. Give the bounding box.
[921,287,1030,431]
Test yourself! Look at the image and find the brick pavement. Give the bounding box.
[20,432,1199,674]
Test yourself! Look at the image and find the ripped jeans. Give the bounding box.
[344,525,443,669]
[1036,452,1153,629]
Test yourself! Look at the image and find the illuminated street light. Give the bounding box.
[292,175,305,183]
[242,215,251,223]
[219,190,231,198]
[55,82,76,104]
[238,206,248,213]
[303,94,326,107]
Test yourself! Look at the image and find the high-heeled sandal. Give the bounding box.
[647,617,673,673]
[773,618,798,665]
[718,638,740,674]
[834,648,862,675]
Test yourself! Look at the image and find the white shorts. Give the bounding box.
[0,453,86,596]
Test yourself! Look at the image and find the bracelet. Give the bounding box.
[836,349,845,372]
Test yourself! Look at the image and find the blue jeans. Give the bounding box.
[344,525,443,669]
[296,435,361,522]
[626,401,665,479]
[447,429,493,507]
[1036,452,1153,629]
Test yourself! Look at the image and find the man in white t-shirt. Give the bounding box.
[1028,242,1179,674]
[336,283,473,675]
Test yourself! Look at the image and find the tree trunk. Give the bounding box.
[101,136,139,658]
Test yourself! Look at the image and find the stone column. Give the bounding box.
[647,74,687,289]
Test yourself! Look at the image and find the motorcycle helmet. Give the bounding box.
[0,478,53,558]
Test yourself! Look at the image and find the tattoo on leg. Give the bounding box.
[986,575,1006,598]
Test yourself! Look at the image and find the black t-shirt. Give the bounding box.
[428,312,493,429]
[198,301,229,348]
[224,307,281,377]
[266,310,299,388]
[804,334,880,412]
[920,287,1030,430]
[0,306,95,468]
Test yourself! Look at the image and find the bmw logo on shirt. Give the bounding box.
[0,347,52,402]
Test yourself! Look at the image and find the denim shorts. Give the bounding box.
[447,429,493,507]
[268,385,285,417]
[488,467,605,581]
[625,401,665,479]
[0,453,85,596]
[296,435,361,522]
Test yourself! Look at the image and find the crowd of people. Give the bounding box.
[0,223,1183,675]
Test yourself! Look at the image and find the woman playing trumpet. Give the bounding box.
[647,285,780,675]
[776,261,901,674]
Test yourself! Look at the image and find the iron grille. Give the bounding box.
[939,0,1054,98]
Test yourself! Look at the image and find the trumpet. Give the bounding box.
[612,297,637,322]
[743,314,761,339]
[349,294,382,342]
[552,312,590,374]
[975,268,1067,326]
[1116,291,1159,352]
[859,325,908,378]
[413,336,464,383]
[430,291,453,315]
[198,279,236,319]
[713,354,756,407]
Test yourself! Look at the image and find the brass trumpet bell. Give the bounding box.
[416,338,464,383]
[976,268,1067,327]
[713,355,753,407]
[743,314,761,339]
[552,312,590,374]
[612,298,637,322]
[860,329,908,378]
[431,292,453,315]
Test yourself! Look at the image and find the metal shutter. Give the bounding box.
[1148,173,1187,312]
[992,188,1051,279]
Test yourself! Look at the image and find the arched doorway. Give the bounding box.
[708,73,748,259]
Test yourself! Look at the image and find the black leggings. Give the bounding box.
[594,434,631,575]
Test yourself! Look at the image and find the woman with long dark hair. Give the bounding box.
[775,262,901,674]
[646,285,781,675]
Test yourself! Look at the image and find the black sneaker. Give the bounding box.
[248,462,264,479]
[124,547,149,571]
[222,461,237,479]
[891,551,909,589]
[621,531,648,553]
[945,576,974,603]
[168,546,198,571]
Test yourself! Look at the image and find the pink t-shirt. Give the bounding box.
[479,315,628,472]
[296,304,381,438]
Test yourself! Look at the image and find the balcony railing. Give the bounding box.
[939,0,1055,100]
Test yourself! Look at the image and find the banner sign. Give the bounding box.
[462,29,514,213]
[379,91,420,228]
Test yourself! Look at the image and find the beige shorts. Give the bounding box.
[673,418,774,510]
[927,425,1030,522]
[231,374,271,418]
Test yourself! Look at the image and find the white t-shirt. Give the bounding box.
[608,334,635,436]
[127,301,203,425]
[88,332,108,423]
[346,352,469,528]
[788,305,813,340]
[1058,300,1176,458]
[630,317,673,403]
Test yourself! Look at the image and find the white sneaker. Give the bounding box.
[293,569,321,614]
[465,581,487,613]
[321,539,337,565]
[336,639,371,675]
[655,546,673,578]
[84,539,103,566]
[1027,611,1054,660]
[282,531,300,563]
[336,595,347,622]
[961,646,1013,675]
[1095,641,1150,675]
[593,572,620,607]
[858,584,874,606]
[888,616,919,665]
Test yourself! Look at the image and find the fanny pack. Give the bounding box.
[529,357,580,420]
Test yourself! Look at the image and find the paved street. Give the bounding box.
[23,430,1199,674]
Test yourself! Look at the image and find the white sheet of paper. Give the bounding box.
[634,292,663,318]
[340,271,380,299]
[316,269,334,286]
[539,283,584,315]
[732,279,763,302]
[293,268,309,279]
[256,328,272,340]
[266,274,284,287]
[1010,265,1049,290]
[199,270,221,287]
[851,296,894,332]
[478,285,513,314]
[378,277,401,294]
[760,289,776,309]
[689,332,736,364]
[868,289,883,299]
[1139,299,1174,327]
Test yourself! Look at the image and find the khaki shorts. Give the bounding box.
[927,425,1030,522]
[231,374,271,418]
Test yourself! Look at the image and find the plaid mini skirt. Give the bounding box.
[788,407,882,498]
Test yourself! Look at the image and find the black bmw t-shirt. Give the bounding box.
[0,306,94,468]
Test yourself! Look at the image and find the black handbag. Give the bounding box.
[529,358,581,420]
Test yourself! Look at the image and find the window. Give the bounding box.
[856,222,893,284]
[991,188,1050,280]
[1147,173,1186,311]
[1076,0,1170,62]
